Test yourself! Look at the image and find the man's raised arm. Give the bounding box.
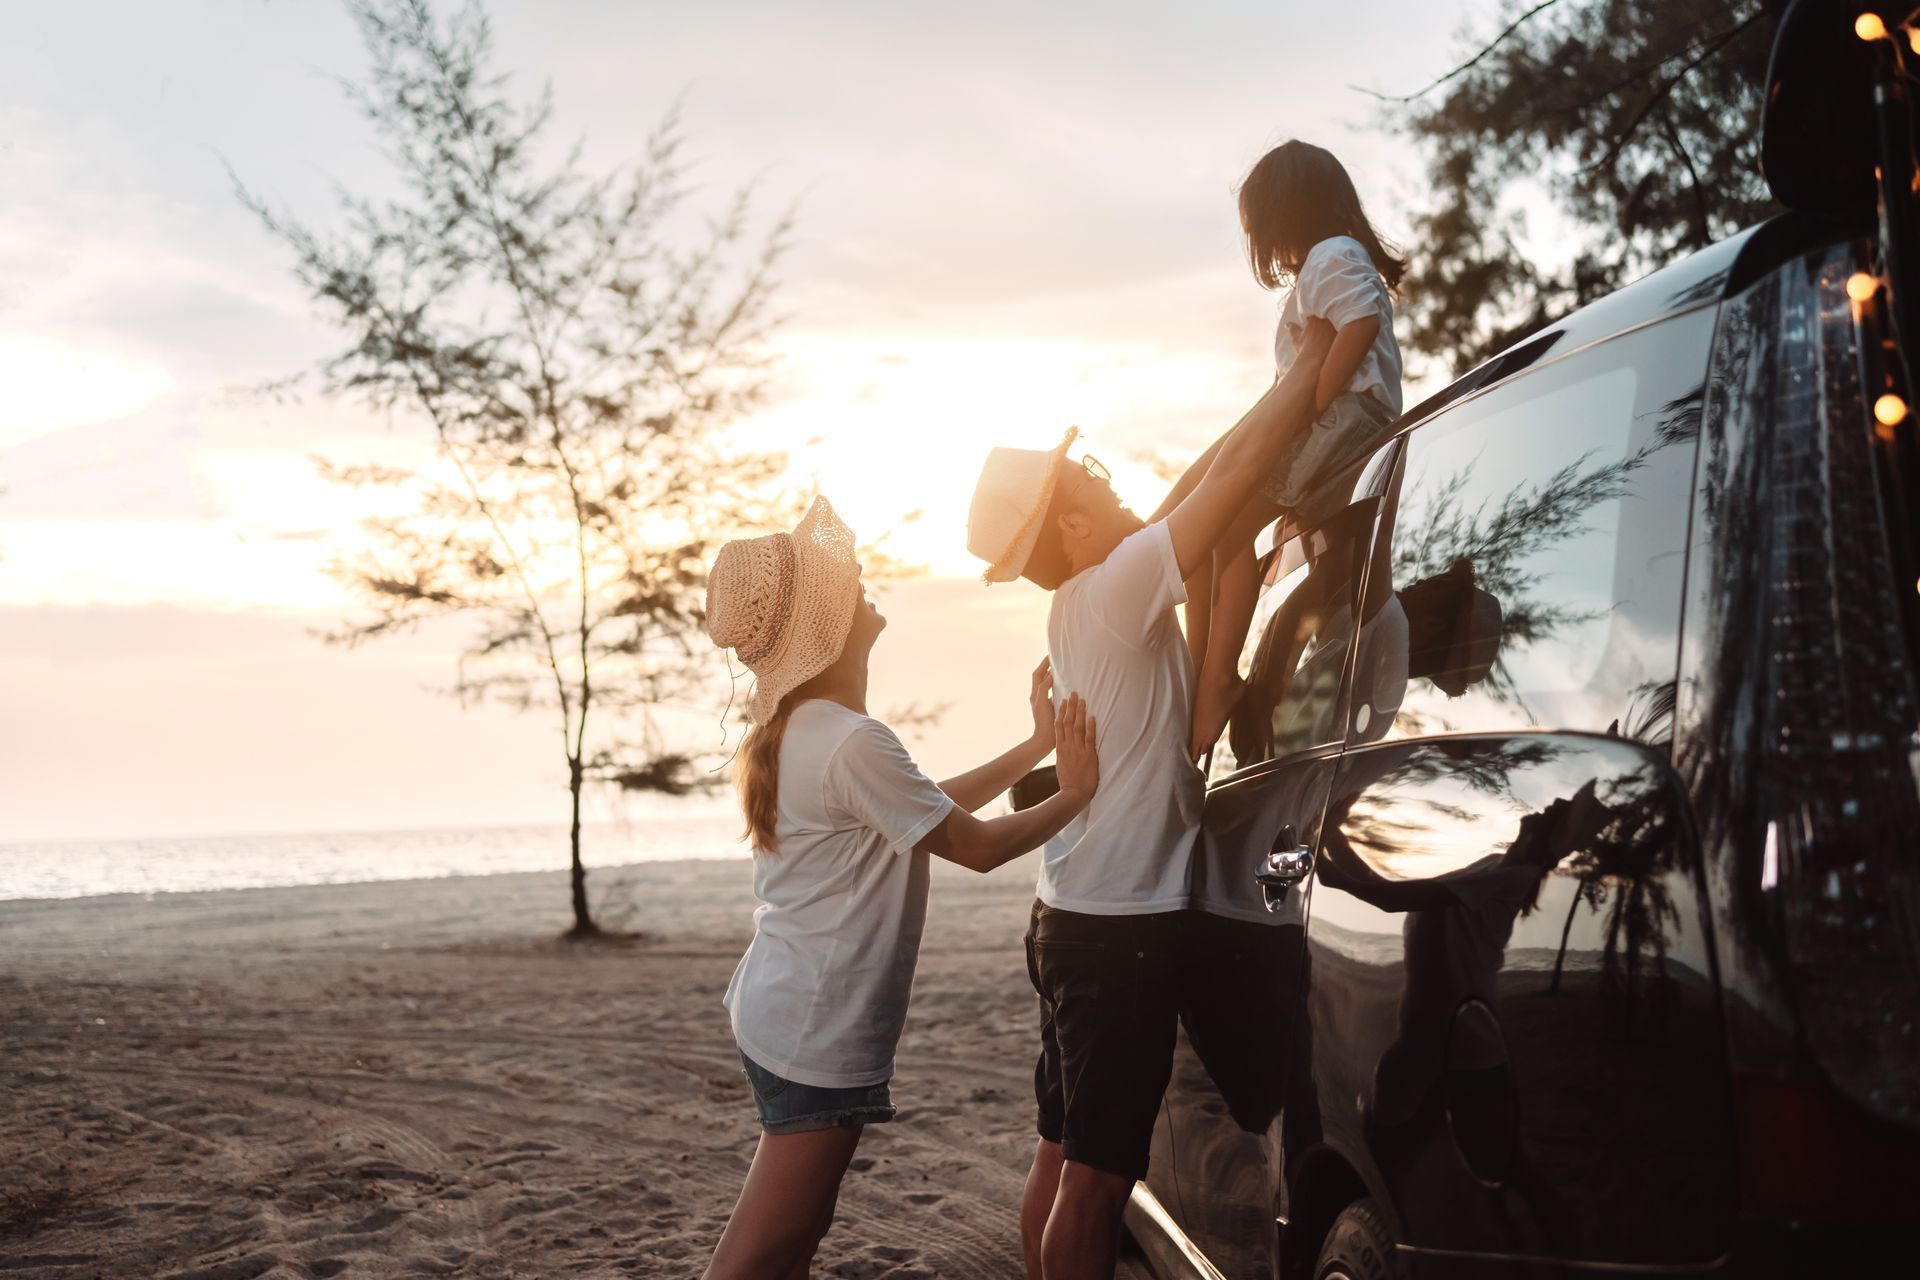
[1161,317,1335,581]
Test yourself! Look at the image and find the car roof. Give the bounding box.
[1398,211,1865,431]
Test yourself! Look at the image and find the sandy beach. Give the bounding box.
[1,854,1152,1279]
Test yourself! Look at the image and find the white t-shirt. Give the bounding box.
[724,699,955,1088]
[1274,234,1404,417]
[1041,521,1205,914]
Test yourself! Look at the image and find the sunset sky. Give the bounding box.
[2,0,1472,842]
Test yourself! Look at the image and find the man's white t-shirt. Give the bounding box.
[724,699,955,1088]
[1041,520,1204,915]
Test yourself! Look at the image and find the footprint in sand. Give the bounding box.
[826,1244,928,1280]
[160,1254,281,1280]
[508,1139,560,1152]
[340,1205,405,1235]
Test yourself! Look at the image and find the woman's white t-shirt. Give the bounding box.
[724,699,955,1088]
[1274,234,1404,417]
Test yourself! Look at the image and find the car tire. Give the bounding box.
[1313,1198,1406,1280]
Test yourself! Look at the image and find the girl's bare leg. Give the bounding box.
[704,1125,864,1280]
[1183,561,1214,677]
[1189,498,1281,760]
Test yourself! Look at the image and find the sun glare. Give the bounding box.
[743,330,1259,578]
[0,326,1264,611]
[0,334,178,448]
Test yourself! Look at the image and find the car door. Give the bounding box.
[1151,442,1402,1277]
[1298,308,1736,1272]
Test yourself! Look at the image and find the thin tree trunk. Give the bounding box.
[566,755,597,937]
[1550,882,1582,994]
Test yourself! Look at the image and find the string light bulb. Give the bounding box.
[1847,271,1880,301]
[1875,393,1910,426]
[1910,25,1920,54]
[1857,12,1888,40]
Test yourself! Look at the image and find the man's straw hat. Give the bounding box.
[966,427,1078,583]
[706,496,861,724]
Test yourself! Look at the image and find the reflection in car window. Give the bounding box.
[1209,548,1337,780]
[1370,313,1709,746]
[1210,461,1394,781]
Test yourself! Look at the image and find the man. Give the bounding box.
[964,317,1335,1279]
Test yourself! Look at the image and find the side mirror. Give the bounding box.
[1009,766,1058,812]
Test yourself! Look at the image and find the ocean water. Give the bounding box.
[0,812,748,901]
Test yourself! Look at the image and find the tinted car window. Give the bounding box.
[1367,311,1711,747]
[1210,444,1399,780]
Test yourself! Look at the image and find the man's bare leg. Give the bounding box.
[1020,1138,1066,1279]
[1040,1158,1134,1280]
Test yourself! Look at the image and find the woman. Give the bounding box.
[701,496,1100,1279]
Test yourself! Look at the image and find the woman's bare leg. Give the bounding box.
[704,1125,864,1280]
[1189,499,1281,759]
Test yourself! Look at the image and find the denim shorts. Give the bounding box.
[1261,389,1398,509]
[739,1050,896,1135]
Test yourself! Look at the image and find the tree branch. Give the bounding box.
[1587,11,1763,177]
[1654,106,1712,249]
[1348,0,1562,103]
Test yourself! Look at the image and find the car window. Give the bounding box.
[1365,311,1711,747]
[1209,444,1399,781]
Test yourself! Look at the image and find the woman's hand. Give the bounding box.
[1027,657,1056,752]
[1052,692,1099,804]
[918,690,1100,873]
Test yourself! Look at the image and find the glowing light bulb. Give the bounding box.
[1909,25,1920,53]
[1875,393,1910,426]
[1858,12,1889,40]
[1847,271,1879,301]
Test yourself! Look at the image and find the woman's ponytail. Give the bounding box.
[736,697,796,854]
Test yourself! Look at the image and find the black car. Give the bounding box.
[1115,6,1920,1276]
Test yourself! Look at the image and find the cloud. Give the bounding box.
[0,0,1473,838]
[0,334,178,449]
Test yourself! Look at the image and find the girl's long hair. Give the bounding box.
[736,696,796,854]
[1238,140,1407,294]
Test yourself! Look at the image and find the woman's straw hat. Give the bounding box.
[706,496,862,724]
[966,426,1078,583]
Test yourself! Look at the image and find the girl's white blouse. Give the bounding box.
[1274,234,1404,416]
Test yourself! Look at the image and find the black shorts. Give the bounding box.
[1023,899,1182,1181]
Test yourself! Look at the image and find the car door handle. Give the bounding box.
[1254,822,1315,892]
[1255,846,1315,889]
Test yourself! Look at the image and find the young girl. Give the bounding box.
[700,496,1099,1280]
[1178,140,1407,759]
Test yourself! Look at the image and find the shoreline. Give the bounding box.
[0,853,751,909]
[0,816,751,905]
[0,807,744,851]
